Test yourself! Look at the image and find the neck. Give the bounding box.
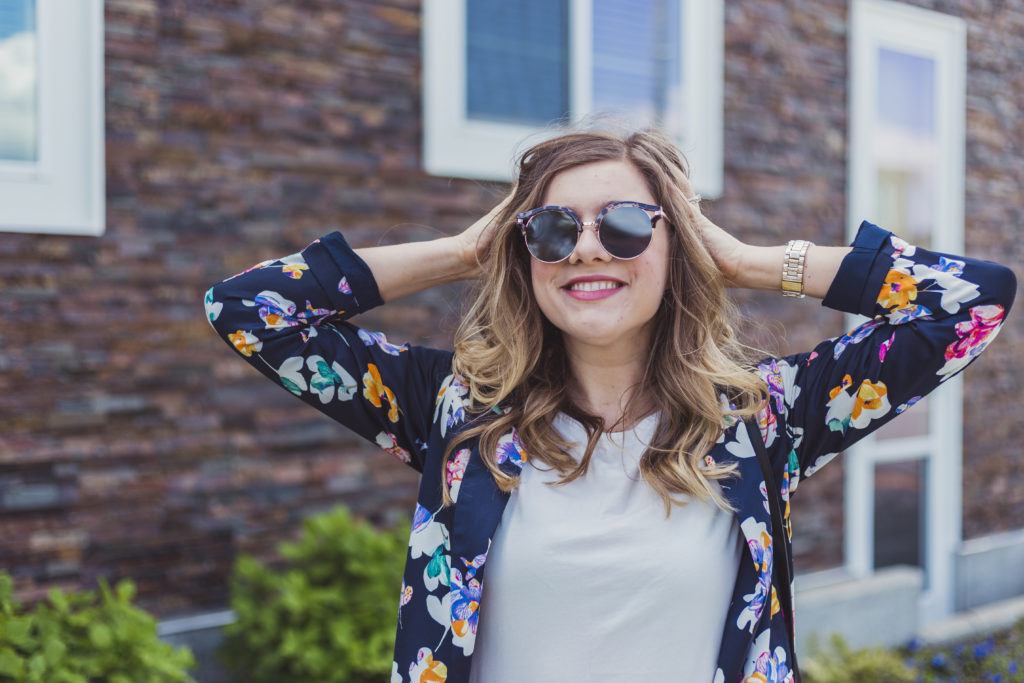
[563,331,655,430]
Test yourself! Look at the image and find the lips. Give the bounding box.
[562,275,625,301]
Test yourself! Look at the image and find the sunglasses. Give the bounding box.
[516,201,665,263]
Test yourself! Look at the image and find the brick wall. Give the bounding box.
[1,0,1021,615]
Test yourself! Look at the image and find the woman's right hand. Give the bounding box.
[453,193,515,272]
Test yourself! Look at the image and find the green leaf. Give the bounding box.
[0,647,26,678]
[281,377,304,396]
[88,623,112,649]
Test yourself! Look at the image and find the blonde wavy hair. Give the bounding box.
[444,128,768,514]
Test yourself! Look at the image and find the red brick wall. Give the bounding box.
[2,0,1021,615]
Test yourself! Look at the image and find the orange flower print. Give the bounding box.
[281,263,308,279]
[826,374,891,433]
[363,364,400,422]
[228,330,262,357]
[409,647,447,682]
[851,379,887,422]
[877,269,920,310]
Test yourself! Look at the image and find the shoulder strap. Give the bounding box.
[744,417,802,681]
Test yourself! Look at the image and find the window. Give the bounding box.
[0,0,104,236]
[423,0,724,196]
[846,0,966,620]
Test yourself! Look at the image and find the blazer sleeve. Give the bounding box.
[758,221,1017,489]
[204,232,454,473]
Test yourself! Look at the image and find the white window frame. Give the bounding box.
[422,0,724,197]
[0,0,105,236]
[846,0,966,621]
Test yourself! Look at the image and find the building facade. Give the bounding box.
[2,0,1022,652]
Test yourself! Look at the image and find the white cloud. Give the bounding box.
[0,30,37,161]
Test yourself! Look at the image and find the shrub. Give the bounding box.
[803,634,917,683]
[0,572,196,683]
[218,505,410,683]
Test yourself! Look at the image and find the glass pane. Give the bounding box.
[0,0,37,162]
[874,459,926,570]
[592,0,683,132]
[792,457,845,573]
[874,48,937,247]
[466,0,569,126]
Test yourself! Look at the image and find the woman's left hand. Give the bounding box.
[676,181,747,285]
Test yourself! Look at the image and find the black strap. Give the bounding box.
[744,417,802,681]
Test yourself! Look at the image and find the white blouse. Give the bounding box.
[469,413,744,682]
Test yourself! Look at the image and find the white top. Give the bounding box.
[469,413,743,683]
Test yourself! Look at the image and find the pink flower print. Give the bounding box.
[376,431,412,464]
[446,449,470,502]
[879,332,895,362]
[338,276,352,294]
[937,304,1005,381]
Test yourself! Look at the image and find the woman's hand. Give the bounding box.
[675,178,747,284]
[453,193,514,273]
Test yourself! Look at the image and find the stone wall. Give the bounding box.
[1,0,1020,616]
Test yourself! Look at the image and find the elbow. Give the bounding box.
[987,263,1018,315]
[203,284,228,333]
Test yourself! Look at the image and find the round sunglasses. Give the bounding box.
[516,201,665,263]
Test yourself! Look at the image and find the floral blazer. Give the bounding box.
[206,222,1015,683]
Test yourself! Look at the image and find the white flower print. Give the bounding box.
[204,288,223,322]
[306,354,357,403]
[277,356,308,396]
[433,374,470,437]
[409,504,449,560]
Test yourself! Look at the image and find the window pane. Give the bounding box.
[466,0,569,126]
[874,48,937,247]
[0,0,37,162]
[792,457,845,573]
[874,459,926,570]
[592,0,682,132]
[873,394,929,440]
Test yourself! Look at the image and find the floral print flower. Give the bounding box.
[825,375,891,433]
[408,647,447,683]
[204,288,223,322]
[434,374,469,437]
[307,355,357,403]
[832,319,883,360]
[737,517,773,633]
[878,269,919,310]
[446,449,470,502]
[363,363,400,422]
[359,328,408,356]
[377,431,412,464]
[495,428,527,468]
[281,263,308,279]
[937,304,1005,381]
[338,276,352,294]
[227,330,262,357]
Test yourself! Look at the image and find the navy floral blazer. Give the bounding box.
[206,222,1015,683]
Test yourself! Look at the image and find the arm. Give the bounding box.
[354,196,510,301]
[206,233,459,472]
[750,223,1016,490]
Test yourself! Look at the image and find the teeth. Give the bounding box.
[569,280,622,292]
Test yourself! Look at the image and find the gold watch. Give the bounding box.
[781,239,813,297]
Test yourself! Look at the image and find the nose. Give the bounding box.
[568,221,612,264]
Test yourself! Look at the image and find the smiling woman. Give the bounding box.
[0,0,37,162]
[206,127,1016,683]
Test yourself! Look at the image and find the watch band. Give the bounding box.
[781,239,813,298]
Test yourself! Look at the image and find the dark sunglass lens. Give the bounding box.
[526,211,578,262]
[599,206,654,258]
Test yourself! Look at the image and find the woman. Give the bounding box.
[206,128,1015,683]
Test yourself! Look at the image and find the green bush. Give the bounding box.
[0,572,196,683]
[803,634,916,683]
[219,506,410,683]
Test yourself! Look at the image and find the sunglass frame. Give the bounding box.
[515,201,665,263]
